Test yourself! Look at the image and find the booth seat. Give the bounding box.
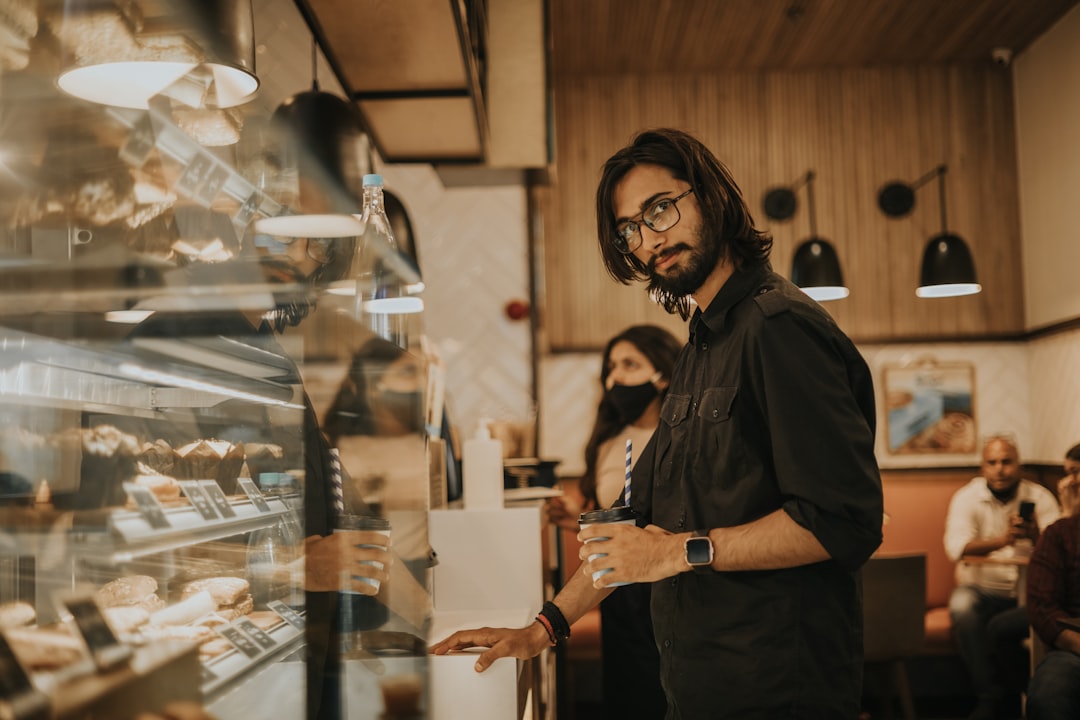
[878,469,972,655]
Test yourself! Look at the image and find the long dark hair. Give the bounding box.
[322,336,408,442]
[596,128,772,319]
[579,325,682,508]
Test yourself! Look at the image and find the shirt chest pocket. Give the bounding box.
[660,394,691,428]
[699,386,737,423]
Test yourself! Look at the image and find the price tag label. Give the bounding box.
[195,164,230,207]
[216,626,261,658]
[267,600,304,630]
[123,483,171,529]
[234,618,277,650]
[175,154,213,198]
[179,481,219,521]
[119,114,155,168]
[199,664,218,685]
[198,480,236,518]
[238,478,272,513]
[61,595,133,671]
[233,192,261,229]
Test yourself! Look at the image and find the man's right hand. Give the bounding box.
[430,621,551,672]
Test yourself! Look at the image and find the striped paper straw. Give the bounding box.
[623,438,632,506]
[329,447,344,516]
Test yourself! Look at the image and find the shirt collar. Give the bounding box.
[689,263,771,343]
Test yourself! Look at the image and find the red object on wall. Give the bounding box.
[504,299,530,321]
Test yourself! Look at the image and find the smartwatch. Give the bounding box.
[684,530,714,573]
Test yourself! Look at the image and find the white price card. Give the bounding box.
[123,483,171,529]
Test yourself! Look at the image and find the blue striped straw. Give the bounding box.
[329,448,344,516]
[623,438,632,506]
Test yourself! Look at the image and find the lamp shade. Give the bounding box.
[917,233,981,298]
[54,0,259,109]
[252,89,365,238]
[791,238,849,302]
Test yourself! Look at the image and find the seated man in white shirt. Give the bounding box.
[944,434,1061,720]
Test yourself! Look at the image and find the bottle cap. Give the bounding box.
[363,174,384,187]
[477,416,494,440]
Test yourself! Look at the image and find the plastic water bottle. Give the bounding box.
[356,174,421,347]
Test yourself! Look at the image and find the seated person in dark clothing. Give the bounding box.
[1026,493,1080,718]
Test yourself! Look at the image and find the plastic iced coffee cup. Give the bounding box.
[336,514,392,594]
[579,506,636,587]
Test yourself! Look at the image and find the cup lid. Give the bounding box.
[336,514,391,531]
[579,505,636,524]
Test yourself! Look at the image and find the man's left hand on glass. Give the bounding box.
[577,523,692,586]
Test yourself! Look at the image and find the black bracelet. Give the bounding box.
[539,601,571,643]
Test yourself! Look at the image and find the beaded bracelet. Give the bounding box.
[534,613,557,646]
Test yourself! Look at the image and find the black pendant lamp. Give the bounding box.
[877,165,980,298]
[768,171,848,302]
[252,39,364,239]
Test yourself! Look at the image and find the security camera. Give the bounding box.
[992,47,1013,67]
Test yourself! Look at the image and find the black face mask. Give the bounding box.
[605,379,659,425]
[988,481,1019,503]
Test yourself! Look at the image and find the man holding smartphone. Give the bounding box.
[944,434,1061,719]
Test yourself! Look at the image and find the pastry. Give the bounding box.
[95,575,159,608]
[180,577,252,618]
[138,439,175,475]
[6,628,84,671]
[0,601,36,630]
[149,590,216,627]
[104,605,149,634]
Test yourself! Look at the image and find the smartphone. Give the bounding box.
[1019,500,1036,521]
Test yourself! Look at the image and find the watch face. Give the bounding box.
[686,536,713,565]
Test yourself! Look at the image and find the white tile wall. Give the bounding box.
[539,328,1080,476]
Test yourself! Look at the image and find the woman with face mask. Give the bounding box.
[546,324,680,720]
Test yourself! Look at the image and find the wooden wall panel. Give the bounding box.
[538,66,1025,350]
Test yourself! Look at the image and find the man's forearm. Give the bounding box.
[551,561,613,623]
[703,509,831,572]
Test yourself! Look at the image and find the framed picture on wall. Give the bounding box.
[884,358,977,455]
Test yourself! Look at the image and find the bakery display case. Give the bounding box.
[0,1,433,718]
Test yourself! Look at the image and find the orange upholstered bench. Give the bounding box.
[878,469,971,655]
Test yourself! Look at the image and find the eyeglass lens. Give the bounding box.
[614,190,691,254]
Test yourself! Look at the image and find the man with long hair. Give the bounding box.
[434,128,883,718]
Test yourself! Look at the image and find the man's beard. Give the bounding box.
[646,225,722,302]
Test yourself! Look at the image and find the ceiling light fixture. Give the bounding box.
[877,165,981,298]
[54,0,259,110]
[766,171,849,302]
[251,37,363,238]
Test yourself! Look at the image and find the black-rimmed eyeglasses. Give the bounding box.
[257,235,334,265]
[613,188,694,254]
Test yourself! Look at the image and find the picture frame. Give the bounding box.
[884,358,977,455]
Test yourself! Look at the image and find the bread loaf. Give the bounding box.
[180,577,249,607]
[0,601,36,630]
[6,628,85,670]
[149,590,216,627]
[104,605,149,634]
[95,575,160,608]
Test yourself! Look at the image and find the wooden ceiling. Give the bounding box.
[549,0,1080,75]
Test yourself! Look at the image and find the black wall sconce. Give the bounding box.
[763,171,848,302]
[877,165,981,298]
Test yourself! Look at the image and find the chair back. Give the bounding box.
[862,553,927,661]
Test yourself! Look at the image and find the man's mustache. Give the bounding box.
[648,243,691,274]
